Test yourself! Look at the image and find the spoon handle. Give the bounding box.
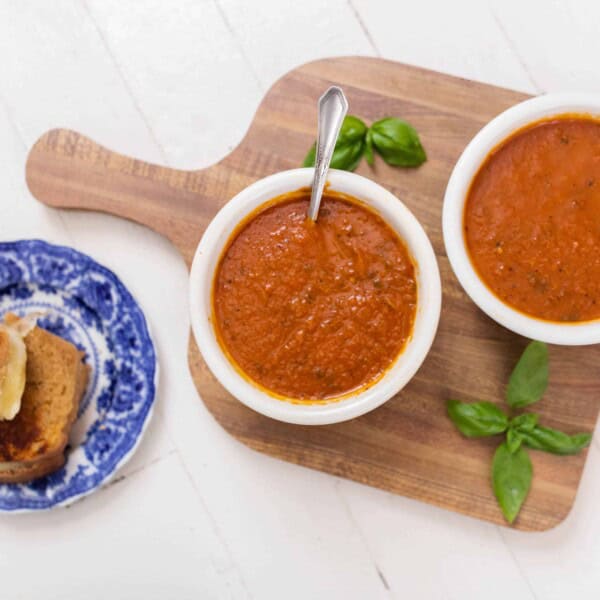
[307,86,348,221]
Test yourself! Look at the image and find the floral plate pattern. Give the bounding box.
[0,240,157,512]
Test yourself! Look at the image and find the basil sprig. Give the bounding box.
[509,413,538,432]
[492,443,532,524]
[519,426,591,456]
[506,428,524,454]
[302,114,426,172]
[368,118,427,167]
[506,341,548,408]
[303,116,367,172]
[447,400,508,437]
[447,341,592,525]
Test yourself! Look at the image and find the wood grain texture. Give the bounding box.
[25,57,600,530]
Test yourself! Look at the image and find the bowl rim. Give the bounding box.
[189,168,441,425]
[442,92,600,345]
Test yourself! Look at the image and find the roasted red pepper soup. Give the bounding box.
[212,189,417,401]
[464,115,600,322]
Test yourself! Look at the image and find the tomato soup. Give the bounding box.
[464,116,600,322]
[212,189,417,401]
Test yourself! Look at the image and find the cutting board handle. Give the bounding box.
[25,128,221,266]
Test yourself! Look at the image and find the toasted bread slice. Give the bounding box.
[0,314,89,483]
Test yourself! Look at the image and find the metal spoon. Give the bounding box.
[307,86,348,221]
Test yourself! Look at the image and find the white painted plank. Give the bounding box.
[85,0,263,169]
[0,0,183,279]
[217,0,375,87]
[0,0,179,271]
[491,0,600,93]
[0,453,247,599]
[337,479,535,600]
[0,1,163,163]
[0,100,68,243]
[0,0,185,283]
[351,0,537,93]
[499,444,600,600]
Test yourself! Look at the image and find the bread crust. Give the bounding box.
[0,452,66,484]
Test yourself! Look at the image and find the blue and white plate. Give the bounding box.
[0,240,157,512]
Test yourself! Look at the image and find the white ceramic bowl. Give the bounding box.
[189,168,441,425]
[443,93,600,345]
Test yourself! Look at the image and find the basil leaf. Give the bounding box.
[447,400,508,438]
[506,428,523,453]
[492,442,532,524]
[521,425,592,455]
[506,341,549,409]
[302,144,316,168]
[302,115,367,172]
[365,129,374,166]
[369,117,427,167]
[509,413,539,433]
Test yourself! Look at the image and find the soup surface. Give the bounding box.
[464,116,600,322]
[212,189,417,400]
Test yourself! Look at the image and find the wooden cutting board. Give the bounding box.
[25,57,600,531]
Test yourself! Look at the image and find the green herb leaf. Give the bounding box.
[365,129,374,166]
[492,442,532,524]
[506,341,549,409]
[302,144,316,168]
[521,425,592,455]
[506,428,523,453]
[509,413,539,433]
[369,117,427,167]
[447,400,508,438]
[302,115,367,172]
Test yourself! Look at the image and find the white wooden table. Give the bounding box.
[1,1,599,598]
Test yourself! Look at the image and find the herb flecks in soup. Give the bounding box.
[464,116,600,322]
[213,189,417,401]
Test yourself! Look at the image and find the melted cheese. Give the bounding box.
[0,325,27,421]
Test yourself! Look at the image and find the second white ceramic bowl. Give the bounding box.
[443,93,600,345]
[190,168,441,425]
